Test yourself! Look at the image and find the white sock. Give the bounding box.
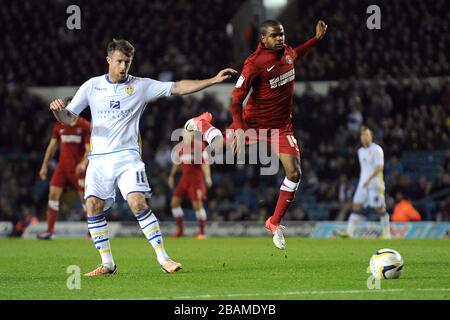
[380,212,391,237]
[172,207,184,218]
[135,208,169,264]
[204,127,222,145]
[195,208,207,220]
[280,177,300,192]
[347,213,366,238]
[88,213,115,270]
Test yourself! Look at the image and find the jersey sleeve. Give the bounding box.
[51,123,60,140]
[66,79,92,115]
[230,59,258,128]
[293,37,318,62]
[142,78,174,102]
[374,146,384,166]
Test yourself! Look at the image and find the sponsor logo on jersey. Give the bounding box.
[95,87,107,91]
[125,85,135,96]
[269,69,295,89]
[110,100,121,109]
[61,135,82,143]
[267,65,276,72]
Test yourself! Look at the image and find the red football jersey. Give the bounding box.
[51,117,91,170]
[231,38,317,129]
[172,140,208,183]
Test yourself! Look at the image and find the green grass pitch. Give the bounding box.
[1,237,449,300]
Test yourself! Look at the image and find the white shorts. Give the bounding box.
[352,185,385,208]
[85,150,151,211]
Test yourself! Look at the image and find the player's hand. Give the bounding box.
[315,20,327,40]
[212,68,238,84]
[363,180,369,188]
[75,162,87,176]
[49,99,66,111]
[39,167,47,180]
[231,129,245,155]
[205,177,213,188]
[168,176,175,189]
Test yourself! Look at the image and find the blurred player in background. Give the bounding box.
[37,97,90,240]
[168,130,212,239]
[184,19,327,249]
[49,39,237,276]
[346,126,391,238]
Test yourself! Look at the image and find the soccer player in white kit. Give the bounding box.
[347,126,391,238]
[49,39,237,276]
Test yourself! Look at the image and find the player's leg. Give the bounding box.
[369,189,391,239]
[84,196,117,276]
[171,195,184,237]
[37,166,66,239]
[346,184,369,238]
[83,159,117,276]
[184,112,225,157]
[192,199,206,239]
[117,154,181,273]
[264,152,301,249]
[347,202,367,238]
[127,192,181,273]
[37,186,63,239]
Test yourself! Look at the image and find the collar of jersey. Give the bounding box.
[104,74,129,84]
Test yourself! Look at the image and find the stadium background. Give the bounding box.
[1,0,449,237]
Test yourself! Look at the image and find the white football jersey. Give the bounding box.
[357,142,385,190]
[66,74,173,158]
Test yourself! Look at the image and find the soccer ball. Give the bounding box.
[369,248,404,279]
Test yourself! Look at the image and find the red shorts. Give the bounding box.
[226,122,300,157]
[173,178,207,202]
[50,165,85,192]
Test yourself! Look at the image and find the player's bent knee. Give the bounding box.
[287,169,302,183]
[86,197,105,216]
[128,199,148,214]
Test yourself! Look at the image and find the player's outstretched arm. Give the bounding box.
[295,20,327,58]
[50,99,77,125]
[171,68,238,96]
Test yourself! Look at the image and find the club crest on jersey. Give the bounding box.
[125,85,135,96]
[285,55,293,65]
[110,100,121,109]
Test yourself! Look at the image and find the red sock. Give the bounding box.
[198,219,205,234]
[271,178,299,225]
[175,216,184,233]
[46,207,58,234]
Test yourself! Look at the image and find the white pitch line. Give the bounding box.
[121,288,450,300]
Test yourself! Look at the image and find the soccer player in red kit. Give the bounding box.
[168,130,212,239]
[37,101,91,239]
[184,20,327,249]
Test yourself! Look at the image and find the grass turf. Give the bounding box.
[0,237,449,300]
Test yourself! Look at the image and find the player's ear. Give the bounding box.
[106,55,111,65]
